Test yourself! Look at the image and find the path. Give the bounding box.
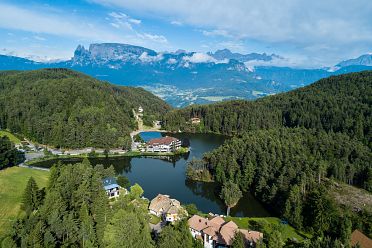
[130,108,166,151]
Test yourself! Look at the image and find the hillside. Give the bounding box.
[1,44,372,107]
[177,71,372,242]
[0,68,171,148]
[163,71,372,148]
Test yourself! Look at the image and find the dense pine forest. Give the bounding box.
[179,71,372,245]
[163,71,372,148]
[0,69,170,148]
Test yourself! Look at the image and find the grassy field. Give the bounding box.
[0,130,22,144]
[0,167,49,237]
[225,216,311,242]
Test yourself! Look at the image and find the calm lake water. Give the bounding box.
[32,132,269,217]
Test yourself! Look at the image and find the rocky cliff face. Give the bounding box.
[1,43,372,107]
[72,43,158,65]
[337,54,372,67]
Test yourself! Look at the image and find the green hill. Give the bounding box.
[166,71,372,242]
[163,71,372,148]
[0,68,171,148]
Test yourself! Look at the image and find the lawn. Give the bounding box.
[224,216,311,242]
[149,214,161,224]
[0,130,22,144]
[0,167,49,237]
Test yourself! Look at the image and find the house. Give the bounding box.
[188,215,263,248]
[138,106,143,114]
[144,136,181,153]
[350,230,372,248]
[190,117,201,124]
[102,177,121,199]
[149,194,187,222]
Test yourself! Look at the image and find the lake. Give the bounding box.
[32,132,269,217]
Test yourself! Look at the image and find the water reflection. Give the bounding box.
[31,133,269,217]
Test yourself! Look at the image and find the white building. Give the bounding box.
[143,136,181,153]
[102,177,121,199]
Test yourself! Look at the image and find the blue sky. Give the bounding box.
[1,0,372,67]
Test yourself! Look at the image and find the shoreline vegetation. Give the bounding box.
[25,147,190,166]
[185,158,214,182]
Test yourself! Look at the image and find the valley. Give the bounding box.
[1,44,372,107]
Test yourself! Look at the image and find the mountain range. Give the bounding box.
[1,43,371,107]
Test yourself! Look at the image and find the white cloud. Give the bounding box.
[167,58,177,64]
[0,3,170,59]
[0,3,123,41]
[183,52,216,63]
[108,11,134,30]
[33,35,46,41]
[139,52,163,62]
[129,18,141,25]
[110,22,120,28]
[202,29,232,38]
[171,21,182,26]
[138,33,168,43]
[91,0,372,66]
[243,55,311,68]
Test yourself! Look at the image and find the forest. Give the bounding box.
[163,71,371,148]
[0,69,171,148]
[180,71,372,246]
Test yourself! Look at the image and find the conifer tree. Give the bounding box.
[21,177,40,215]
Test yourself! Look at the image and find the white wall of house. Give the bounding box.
[203,234,213,248]
[190,228,201,238]
[106,187,120,199]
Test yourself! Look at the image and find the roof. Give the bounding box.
[351,230,372,248]
[219,221,239,245]
[187,215,241,246]
[104,184,119,190]
[149,194,182,215]
[188,215,264,246]
[239,230,264,243]
[147,136,179,146]
[102,177,119,190]
[188,215,210,232]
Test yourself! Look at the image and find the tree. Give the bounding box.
[117,175,130,188]
[303,187,336,236]
[283,185,303,229]
[0,136,25,170]
[265,229,283,248]
[21,177,40,215]
[184,204,199,216]
[103,209,153,248]
[130,183,144,199]
[79,202,97,247]
[157,221,193,248]
[220,181,242,216]
[1,236,17,248]
[231,231,245,248]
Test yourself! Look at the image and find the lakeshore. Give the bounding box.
[24,147,190,166]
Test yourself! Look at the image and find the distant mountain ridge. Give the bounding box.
[336,54,372,67]
[208,48,281,62]
[0,43,371,107]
